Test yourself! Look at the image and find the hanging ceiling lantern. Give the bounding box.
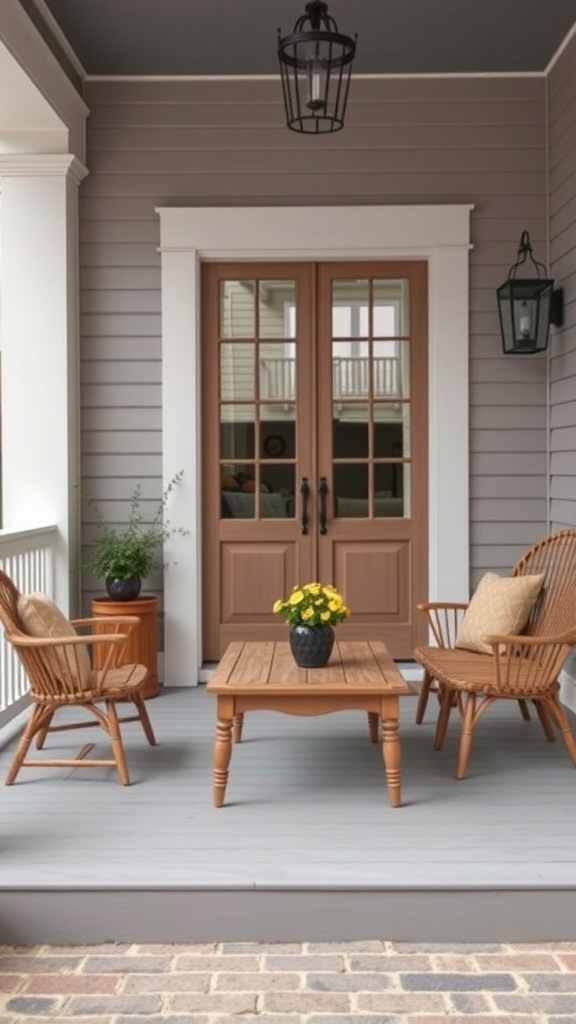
[277,1,357,135]
[497,230,564,354]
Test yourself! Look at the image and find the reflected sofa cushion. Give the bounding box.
[17,592,91,687]
[336,496,404,518]
[222,490,287,518]
[455,571,545,655]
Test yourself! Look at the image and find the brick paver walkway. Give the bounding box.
[2,940,576,1022]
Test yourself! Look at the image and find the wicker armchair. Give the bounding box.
[414,528,576,724]
[0,571,156,785]
[413,529,576,779]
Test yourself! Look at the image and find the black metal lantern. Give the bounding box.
[497,231,564,354]
[278,1,357,134]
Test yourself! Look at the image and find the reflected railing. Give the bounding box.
[260,356,402,401]
[0,526,57,726]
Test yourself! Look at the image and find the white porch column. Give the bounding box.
[0,154,88,613]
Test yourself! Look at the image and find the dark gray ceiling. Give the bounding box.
[36,0,576,77]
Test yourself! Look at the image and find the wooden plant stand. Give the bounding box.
[91,595,160,699]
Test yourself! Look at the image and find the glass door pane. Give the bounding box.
[330,276,410,519]
[219,277,298,520]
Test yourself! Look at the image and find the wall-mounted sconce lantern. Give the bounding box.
[278,1,357,134]
[497,230,564,354]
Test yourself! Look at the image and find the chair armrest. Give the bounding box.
[8,632,128,649]
[483,629,576,649]
[71,615,140,629]
[416,601,469,613]
[417,601,469,649]
[482,629,576,691]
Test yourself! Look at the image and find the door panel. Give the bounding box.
[202,260,427,660]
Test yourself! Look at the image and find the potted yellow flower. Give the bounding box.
[273,582,350,667]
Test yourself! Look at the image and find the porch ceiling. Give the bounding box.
[32,0,576,78]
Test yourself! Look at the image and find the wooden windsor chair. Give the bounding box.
[413,529,576,778]
[0,570,156,785]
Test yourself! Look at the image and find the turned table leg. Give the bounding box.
[380,697,401,807]
[213,699,234,807]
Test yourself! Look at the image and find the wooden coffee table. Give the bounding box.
[206,640,415,808]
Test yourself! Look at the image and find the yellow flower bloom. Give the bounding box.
[272,582,350,626]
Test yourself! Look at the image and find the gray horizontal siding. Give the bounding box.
[549,31,576,536]
[81,74,549,614]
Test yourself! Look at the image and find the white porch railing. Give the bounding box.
[260,356,402,401]
[333,356,402,398]
[0,526,57,726]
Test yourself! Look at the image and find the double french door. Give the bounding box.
[201,260,428,661]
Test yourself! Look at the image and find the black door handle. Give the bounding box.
[300,477,310,535]
[319,477,328,535]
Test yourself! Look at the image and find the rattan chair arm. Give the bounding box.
[417,601,469,613]
[417,601,469,648]
[7,631,128,649]
[71,615,140,629]
[483,629,576,650]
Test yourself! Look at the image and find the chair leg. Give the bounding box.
[35,709,55,749]
[545,696,576,767]
[533,700,556,742]
[455,691,477,780]
[434,684,454,750]
[415,669,433,724]
[5,705,54,785]
[132,694,157,746]
[517,699,531,721]
[105,700,131,785]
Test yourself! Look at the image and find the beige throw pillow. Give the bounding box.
[17,593,91,688]
[455,572,545,655]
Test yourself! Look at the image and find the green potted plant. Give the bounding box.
[82,470,188,600]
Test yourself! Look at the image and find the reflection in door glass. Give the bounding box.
[333,405,368,459]
[260,464,295,518]
[332,280,369,337]
[220,404,255,460]
[221,463,256,519]
[260,420,295,460]
[220,343,255,401]
[373,407,408,460]
[219,280,255,338]
[375,463,409,517]
[333,339,369,400]
[373,339,409,399]
[333,464,368,517]
[258,281,297,338]
[259,341,296,402]
[373,279,410,336]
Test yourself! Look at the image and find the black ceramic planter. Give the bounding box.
[105,576,142,601]
[289,623,335,668]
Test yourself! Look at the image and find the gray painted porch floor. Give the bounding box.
[1,680,575,943]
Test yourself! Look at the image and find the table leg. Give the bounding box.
[213,704,234,807]
[367,711,379,742]
[233,713,244,743]
[380,697,401,807]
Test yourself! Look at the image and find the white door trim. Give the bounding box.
[157,204,473,684]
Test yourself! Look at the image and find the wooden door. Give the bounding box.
[201,260,428,660]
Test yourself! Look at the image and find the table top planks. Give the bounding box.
[206,641,414,696]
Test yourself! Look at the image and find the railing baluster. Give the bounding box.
[0,527,57,721]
